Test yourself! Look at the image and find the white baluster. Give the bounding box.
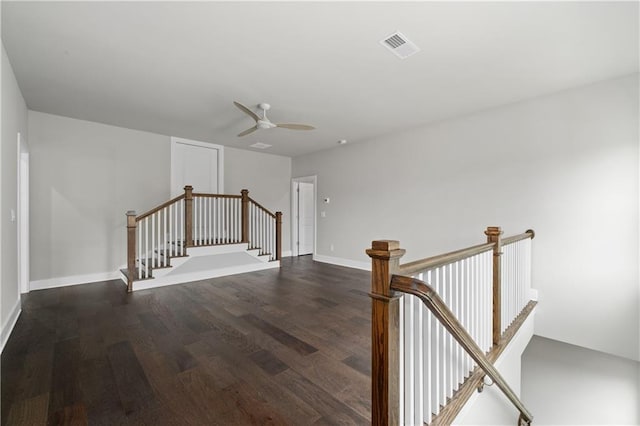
[151,214,156,271]
[144,218,149,278]
[212,197,214,244]
[180,200,184,255]
[424,293,432,423]
[263,211,267,255]
[162,208,166,266]
[490,252,493,352]
[215,197,218,244]
[228,197,231,244]
[454,261,462,389]
[137,221,142,279]
[415,294,424,425]
[398,293,405,426]
[169,204,173,257]
[203,197,208,245]
[237,199,241,243]
[404,294,414,424]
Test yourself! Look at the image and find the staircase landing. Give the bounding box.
[120,243,279,291]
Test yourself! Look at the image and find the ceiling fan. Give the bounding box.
[233,101,315,137]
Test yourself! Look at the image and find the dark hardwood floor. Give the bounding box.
[1,256,372,425]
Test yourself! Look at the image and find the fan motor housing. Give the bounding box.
[257,120,275,129]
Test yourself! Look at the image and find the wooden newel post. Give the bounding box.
[366,240,406,426]
[184,185,194,247]
[126,210,137,293]
[485,226,503,345]
[275,212,282,261]
[241,189,249,244]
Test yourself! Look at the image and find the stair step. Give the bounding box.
[156,249,189,259]
[139,257,172,269]
[173,240,244,247]
[120,267,153,281]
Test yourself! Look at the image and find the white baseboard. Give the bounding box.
[282,250,292,258]
[1,297,21,353]
[30,271,121,291]
[313,254,371,271]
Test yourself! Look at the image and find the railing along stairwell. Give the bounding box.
[367,227,536,426]
[123,186,282,292]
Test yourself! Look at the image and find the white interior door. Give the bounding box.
[171,137,224,196]
[298,182,314,255]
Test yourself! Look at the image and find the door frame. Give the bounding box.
[291,175,317,257]
[170,137,224,197]
[17,132,30,294]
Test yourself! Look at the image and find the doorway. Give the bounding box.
[291,176,316,257]
[170,137,224,196]
[17,133,29,294]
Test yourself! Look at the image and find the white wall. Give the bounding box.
[28,112,171,285]
[292,74,639,361]
[27,112,292,287]
[1,43,28,348]
[224,147,292,253]
[521,336,639,425]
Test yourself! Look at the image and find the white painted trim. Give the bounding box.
[170,136,224,196]
[313,254,371,271]
[529,288,539,301]
[1,297,21,353]
[291,180,297,256]
[187,243,248,257]
[131,261,280,291]
[17,132,30,293]
[30,271,121,291]
[291,175,317,257]
[282,250,292,258]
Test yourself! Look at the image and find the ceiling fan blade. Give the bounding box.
[237,125,258,137]
[275,123,315,131]
[233,101,260,122]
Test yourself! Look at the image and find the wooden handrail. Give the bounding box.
[501,229,535,246]
[248,197,276,218]
[135,192,245,222]
[397,242,494,276]
[136,194,185,221]
[396,229,535,277]
[192,193,242,199]
[390,274,533,425]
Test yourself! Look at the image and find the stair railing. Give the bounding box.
[125,186,282,292]
[366,227,535,426]
[248,197,282,261]
[192,192,243,246]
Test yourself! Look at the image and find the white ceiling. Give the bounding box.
[2,1,638,157]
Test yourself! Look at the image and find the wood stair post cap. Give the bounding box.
[367,240,405,260]
[485,226,503,236]
[371,240,400,251]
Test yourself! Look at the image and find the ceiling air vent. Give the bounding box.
[250,142,272,149]
[380,31,420,59]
